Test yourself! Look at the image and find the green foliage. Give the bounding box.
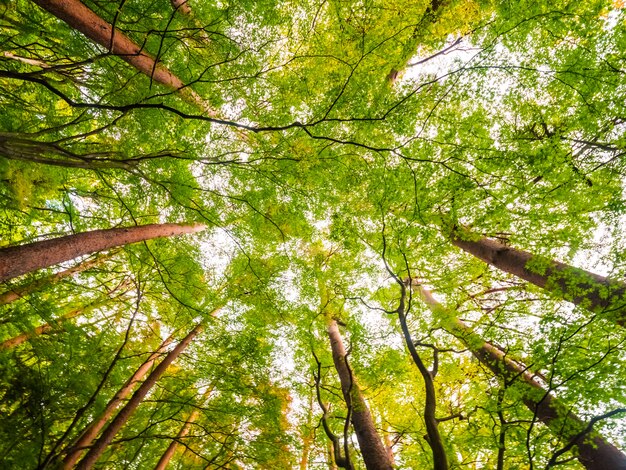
[1,0,626,468]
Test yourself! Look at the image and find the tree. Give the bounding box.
[75,321,204,469]
[0,222,204,282]
[0,252,110,305]
[326,318,393,470]
[415,283,626,470]
[450,228,626,326]
[60,332,175,469]
[1,0,626,468]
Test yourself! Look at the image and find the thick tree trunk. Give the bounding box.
[0,297,112,350]
[61,333,175,469]
[327,319,394,470]
[416,285,626,470]
[30,0,211,111]
[75,322,204,470]
[0,222,205,283]
[450,229,626,326]
[0,253,109,305]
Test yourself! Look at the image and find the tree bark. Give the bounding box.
[61,333,175,469]
[416,285,626,470]
[30,0,211,111]
[327,319,394,470]
[450,229,626,327]
[75,322,204,470]
[0,222,205,283]
[0,253,109,305]
[383,428,396,467]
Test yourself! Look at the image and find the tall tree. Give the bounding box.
[153,386,212,470]
[0,253,110,305]
[394,278,449,470]
[60,332,175,469]
[450,228,626,326]
[0,223,205,282]
[75,321,204,469]
[414,283,626,470]
[326,319,393,470]
[30,0,210,111]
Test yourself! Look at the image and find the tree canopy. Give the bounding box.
[1,0,626,468]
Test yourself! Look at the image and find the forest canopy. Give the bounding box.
[1,0,626,468]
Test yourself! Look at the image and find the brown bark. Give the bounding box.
[382,425,396,467]
[30,0,211,112]
[0,297,112,350]
[0,253,109,305]
[416,285,626,470]
[450,229,626,327]
[76,322,204,470]
[154,386,212,470]
[0,222,205,283]
[61,333,175,469]
[327,319,393,470]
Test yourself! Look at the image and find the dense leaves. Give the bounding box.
[1,0,626,468]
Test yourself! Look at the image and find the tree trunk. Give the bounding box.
[0,253,109,305]
[0,297,113,350]
[382,424,396,467]
[326,439,339,470]
[299,389,315,470]
[0,222,205,283]
[416,285,626,470]
[450,229,626,327]
[75,322,204,470]
[30,0,211,112]
[154,386,212,470]
[61,333,175,469]
[327,319,394,470]
[397,283,448,470]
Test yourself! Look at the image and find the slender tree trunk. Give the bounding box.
[326,439,339,470]
[0,297,113,350]
[326,319,394,470]
[299,434,313,470]
[382,425,396,467]
[416,285,626,470]
[0,253,110,305]
[397,283,448,470]
[75,322,204,470]
[450,229,626,327]
[154,386,212,470]
[61,333,175,469]
[170,0,192,15]
[30,0,211,112]
[0,222,205,283]
[299,389,315,470]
